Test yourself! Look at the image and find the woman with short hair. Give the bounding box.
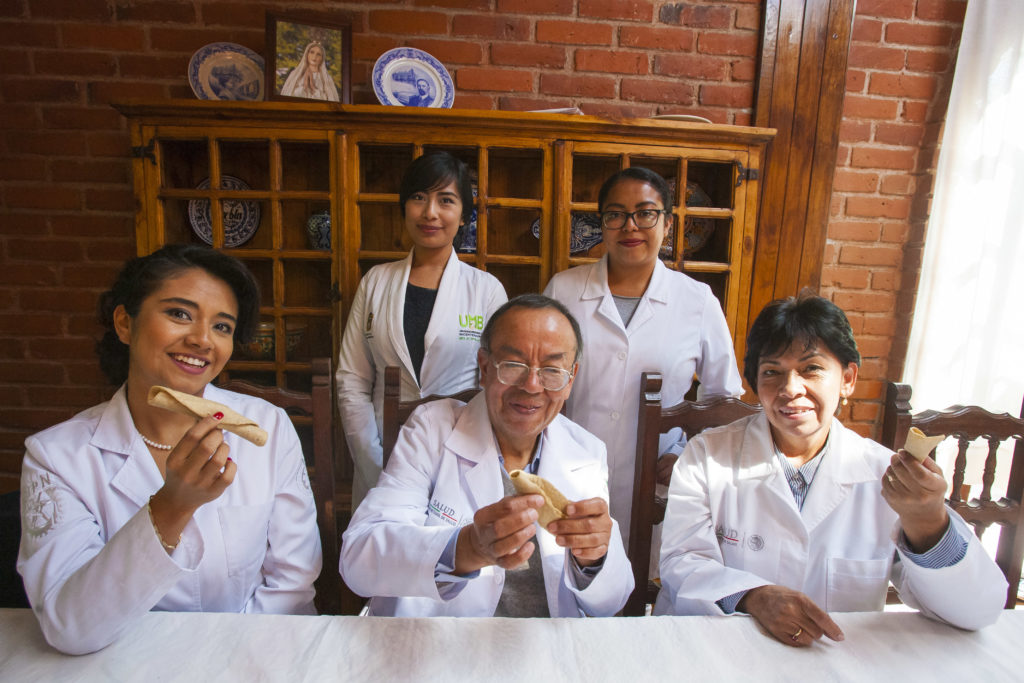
[338,151,507,510]
[656,292,1006,643]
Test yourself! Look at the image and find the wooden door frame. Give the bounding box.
[751,0,856,323]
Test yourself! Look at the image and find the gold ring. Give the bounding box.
[790,627,803,641]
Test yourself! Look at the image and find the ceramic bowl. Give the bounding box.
[240,321,305,360]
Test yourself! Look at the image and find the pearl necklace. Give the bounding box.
[139,432,173,450]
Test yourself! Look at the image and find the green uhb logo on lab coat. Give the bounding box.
[459,314,484,330]
[458,313,484,342]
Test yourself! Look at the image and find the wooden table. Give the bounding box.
[0,608,1019,681]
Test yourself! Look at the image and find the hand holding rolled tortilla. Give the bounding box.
[509,470,568,527]
[147,385,268,446]
[903,427,945,462]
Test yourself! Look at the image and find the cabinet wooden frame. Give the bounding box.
[118,100,774,389]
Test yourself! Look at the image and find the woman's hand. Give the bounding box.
[881,451,950,552]
[738,585,844,647]
[149,414,236,550]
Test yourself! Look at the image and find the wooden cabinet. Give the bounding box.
[118,101,774,388]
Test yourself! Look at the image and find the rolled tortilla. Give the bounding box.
[903,426,945,462]
[147,385,268,447]
[509,470,568,527]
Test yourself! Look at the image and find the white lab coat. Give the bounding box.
[544,256,742,540]
[655,413,1007,630]
[337,249,507,509]
[339,394,634,617]
[18,384,322,655]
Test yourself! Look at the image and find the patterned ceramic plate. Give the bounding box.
[188,175,261,247]
[188,42,265,101]
[372,47,454,108]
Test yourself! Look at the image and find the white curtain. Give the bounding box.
[903,0,1024,525]
[904,0,1024,417]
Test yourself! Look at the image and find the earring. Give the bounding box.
[841,396,849,406]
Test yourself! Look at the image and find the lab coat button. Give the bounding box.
[617,351,626,360]
[611,411,620,420]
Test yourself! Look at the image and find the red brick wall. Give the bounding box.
[820,0,966,436]
[0,0,962,482]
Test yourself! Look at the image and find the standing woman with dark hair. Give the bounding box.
[18,245,322,655]
[338,151,507,510]
[544,167,742,543]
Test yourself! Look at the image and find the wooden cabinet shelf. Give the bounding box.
[119,100,774,388]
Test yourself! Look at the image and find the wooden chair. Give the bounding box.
[624,372,762,616]
[381,366,480,469]
[218,358,341,614]
[881,381,1024,608]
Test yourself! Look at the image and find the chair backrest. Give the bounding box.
[381,366,480,469]
[881,381,1024,608]
[624,371,762,616]
[218,358,340,614]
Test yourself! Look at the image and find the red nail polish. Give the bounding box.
[213,412,224,420]
[227,457,233,462]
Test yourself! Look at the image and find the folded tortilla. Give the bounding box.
[147,385,268,447]
[509,470,568,527]
[903,426,945,462]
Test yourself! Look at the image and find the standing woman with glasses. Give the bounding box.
[544,167,742,543]
[337,152,507,512]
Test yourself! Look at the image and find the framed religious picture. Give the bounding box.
[265,12,351,103]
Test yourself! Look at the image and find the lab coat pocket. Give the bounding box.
[218,503,272,578]
[826,557,889,612]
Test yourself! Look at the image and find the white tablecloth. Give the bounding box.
[0,608,1020,681]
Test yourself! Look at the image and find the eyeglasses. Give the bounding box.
[491,360,574,392]
[599,209,669,231]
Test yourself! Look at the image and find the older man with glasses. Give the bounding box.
[341,294,633,617]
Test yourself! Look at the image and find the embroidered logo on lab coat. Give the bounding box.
[427,497,460,526]
[747,534,765,551]
[715,524,740,547]
[23,472,63,538]
[457,313,484,342]
[298,465,311,491]
[364,312,374,336]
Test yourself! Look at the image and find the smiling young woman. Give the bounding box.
[337,151,508,511]
[544,167,743,544]
[17,245,322,655]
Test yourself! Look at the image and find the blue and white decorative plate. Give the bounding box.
[530,214,604,254]
[188,42,264,101]
[188,176,261,247]
[372,47,454,108]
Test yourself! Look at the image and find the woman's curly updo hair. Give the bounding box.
[743,290,861,389]
[95,244,260,386]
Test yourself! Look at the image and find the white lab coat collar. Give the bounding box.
[582,256,671,335]
[735,413,880,533]
[385,248,463,387]
[443,393,593,512]
[92,385,164,507]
